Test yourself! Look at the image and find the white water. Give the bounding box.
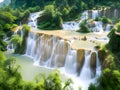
[28,12,41,28]
[62,11,88,31]
[79,51,92,80]
[62,10,112,33]
[62,21,79,31]
[81,11,88,20]
[23,10,104,88]
[64,44,77,74]
[25,31,102,90]
[91,21,104,33]
[92,10,100,19]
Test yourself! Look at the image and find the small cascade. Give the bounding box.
[5,27,23,52]
[28,12,40,28]
[92,10,100,19]
[90,21,104,33]
[81,11,88,20]
[62,11,89,31]
[106,24,113,31]
[6,42,14,52]
[62,21,79,30]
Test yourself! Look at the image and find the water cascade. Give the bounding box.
[28,12,41,28]
[62,21,79,31]
[79,51,92,80]
[90,21,103,33]
[92,10,100,19]
[62,11,88,31]
[25,31,102,90]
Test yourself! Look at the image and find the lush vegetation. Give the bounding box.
[0,51,73,90]
[9,0,120,30]
[77,20,90,33]
[38,5,63,30]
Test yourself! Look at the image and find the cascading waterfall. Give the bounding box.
[91,21,104,33]
[62,21,79,31]
[62,11,88,31]
[25,31,102,90]
[28,12,40,28]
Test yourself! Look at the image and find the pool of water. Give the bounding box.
[6,54,53,81]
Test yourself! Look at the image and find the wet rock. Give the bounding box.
[77,49,85,76]
[90,52,96,77]
[98,50,106,64]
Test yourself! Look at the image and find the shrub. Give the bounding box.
[77,21,90,33]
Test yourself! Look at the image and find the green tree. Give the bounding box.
[108,22,120,53]
[10,34,22,48]
[77,21,90,33]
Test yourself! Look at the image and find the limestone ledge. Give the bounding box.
[30,28,99,51]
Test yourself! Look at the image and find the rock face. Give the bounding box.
[90,52,96,77]
[77,49,85,76]
[98,50,106,64]
[87,9,120,19]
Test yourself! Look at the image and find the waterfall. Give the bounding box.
[96,52,102,77]
[92,10,100,19]
[28,12,40,28]
[25,31,102,90]
[62,21,79,30]
[79,51,92,80]
[106,24,112,31]
[64,44,77,74]
[81,11,88,20]
[62,11,88,31]
[90,21,104,33]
